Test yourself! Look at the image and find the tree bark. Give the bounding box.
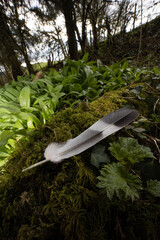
[62,0,78,60]
[13,1,34,75]
[0,6,23,80]
[90,0,98,55]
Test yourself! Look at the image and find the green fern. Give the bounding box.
[97,162,142,201]
[109,137,155,166]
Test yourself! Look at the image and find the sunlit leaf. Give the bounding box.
[17,112,40,126]
[82,52,89,62]
[0,103,21,114]
[4,86,19,98]
[0,131,14,149]
[19,86,31,108]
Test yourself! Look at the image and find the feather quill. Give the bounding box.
[22,108,139,172]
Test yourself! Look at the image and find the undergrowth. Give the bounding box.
[0,56,160,239]
[0,55,160,166]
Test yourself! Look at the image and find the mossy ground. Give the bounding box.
[0,86,160,240]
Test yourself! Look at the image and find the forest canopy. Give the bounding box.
[0,0,159,81]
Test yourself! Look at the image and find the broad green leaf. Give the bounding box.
[97,162,142,201]
[27,116,35,129]
[146,180,160,197]
[122,61,129,70]
[37,98,51,122]
[15,129,27,136]
[97,59,102,68]
[82,52,89,62]
[90,144,110,168]
[7,138,16,148]
[17,112,40,126]
[36,78,54,87]
[0,159,8,167]
[0,122,16,128]
[0,113,17,122]
[83,65,93,78]
[33,94,49,105]
[19,86,31,108]
[0,131,14,149]
[0,151,9,158]
[2,91,17,101]
[0,103,21,114]
[21,106,40,112]
[109,137,155,166]
[53,84,63,93]
[4,86,19,98]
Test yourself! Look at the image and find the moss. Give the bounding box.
[87,89,127,117]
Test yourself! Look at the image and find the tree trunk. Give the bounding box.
[89,0,98,55]
[62,0,78,60]
[4,47,23,80]
[13,1,34,75]
[92,20,98,54]
[0,6,23,80]
[81,0,87,55]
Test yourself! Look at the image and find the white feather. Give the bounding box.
[44,142,65,162]
[22,108,139,172]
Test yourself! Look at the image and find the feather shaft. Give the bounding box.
[22,159,49,172]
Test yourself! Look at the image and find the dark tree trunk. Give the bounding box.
[81,0,87,54]
[89,0,98,55]
[62,0,78,60]
[73,0,92,55]
[0,6,23,80]
[92,20,98,54]
[6,47,23,80]
[13,1,34,75]
[21,51,34,75]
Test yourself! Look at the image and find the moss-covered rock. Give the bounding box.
[0,88,159,240]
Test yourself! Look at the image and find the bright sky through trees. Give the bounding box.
[23,0,160,64]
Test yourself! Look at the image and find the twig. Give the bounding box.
[154,98,160,113]
[145,83,160,95]
[131,169,141,179]
[142,133,160,161]
[153,139,160,157]
[142,133,160,142]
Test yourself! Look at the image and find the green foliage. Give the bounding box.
[0,105,112,240]
[90,144,110,168]
[146,180,160,197]
[19,86,31,108]
[0,89,160,239]
[109,137,155,166]
[0,58,137,165]
[97,162,142,201]
[97,137,159,201]
[0,57,159,167]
